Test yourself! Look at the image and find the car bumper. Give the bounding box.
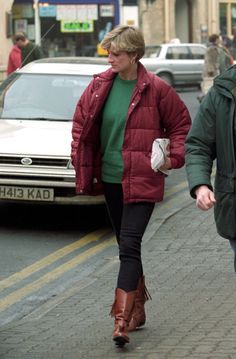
[0,166,105,205]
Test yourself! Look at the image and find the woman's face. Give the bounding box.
[107,46,136,74]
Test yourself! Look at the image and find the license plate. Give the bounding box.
[0,186,54,201]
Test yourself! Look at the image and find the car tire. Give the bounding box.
[157,73,173,86]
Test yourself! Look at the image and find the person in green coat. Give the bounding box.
[185,64,236,270]
[14,32,43,67]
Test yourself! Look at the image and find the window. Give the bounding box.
[144,46,161,58]
[232,4,236,31]
[166,46,189,60]
[190,46,206,59]
[220,3,227,36]
[219,2,236,37]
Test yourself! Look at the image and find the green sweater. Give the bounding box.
[100,75,136,183]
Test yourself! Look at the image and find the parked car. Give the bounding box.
[141,43,207,86]
[0,57,109,205]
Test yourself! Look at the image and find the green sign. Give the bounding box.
[61,20,93,33]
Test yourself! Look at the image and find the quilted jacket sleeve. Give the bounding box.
[71,80,94,168]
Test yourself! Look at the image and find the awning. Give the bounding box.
[14,0,32,3]
[40,0,112,3]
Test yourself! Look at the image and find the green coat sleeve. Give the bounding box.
[185,89,216,197]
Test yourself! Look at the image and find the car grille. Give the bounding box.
[0,174,72,181]
[0,156,68,167]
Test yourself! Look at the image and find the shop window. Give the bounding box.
[219,3,227,37]
[6,11,13,38]
[220,2,236,36]
[232,4,236,31]
[219,2,236,59]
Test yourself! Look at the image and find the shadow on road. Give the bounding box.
[0,202,111,231]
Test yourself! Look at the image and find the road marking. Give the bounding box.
[0,178,190,293]
[0,228,110,291]
[24,257,119,322]
[0,237,115,311]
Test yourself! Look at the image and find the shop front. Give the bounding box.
[12,0,119,57]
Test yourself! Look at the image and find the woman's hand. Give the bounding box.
[195,185,216,211]
[159,157,171,172]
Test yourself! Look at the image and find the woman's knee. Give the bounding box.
[119,235,141,259]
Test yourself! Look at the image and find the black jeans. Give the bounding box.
[104,183,155,292]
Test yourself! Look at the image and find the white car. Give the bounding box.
[141,43,207,86]
[0,57,109,205]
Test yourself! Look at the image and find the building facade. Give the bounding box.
[140,0,236,46]
[1,0,236,69]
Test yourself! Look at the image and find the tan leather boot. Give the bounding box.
[110,288,137,346]
[128,276,152,332]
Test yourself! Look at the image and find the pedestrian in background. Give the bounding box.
[14,32,43,67]
[199,33,233,102]
[185,64,236,271]
[203,34,232,78]
[230,27,236,60]
[7,35,21,75]
[71,25,191,346]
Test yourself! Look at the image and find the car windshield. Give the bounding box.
[0,73,92,121]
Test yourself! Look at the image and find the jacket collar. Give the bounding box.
[93,61,151,91]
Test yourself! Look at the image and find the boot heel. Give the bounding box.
[113,334,129,346]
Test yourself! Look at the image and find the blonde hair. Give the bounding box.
[101,25,145,61]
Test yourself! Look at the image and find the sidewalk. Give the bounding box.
[0,200,236,359]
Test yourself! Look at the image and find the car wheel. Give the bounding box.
[157,73,173,86]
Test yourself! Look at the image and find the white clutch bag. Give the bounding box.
[151,138,170,176]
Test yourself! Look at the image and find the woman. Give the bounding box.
[71,25,191,346]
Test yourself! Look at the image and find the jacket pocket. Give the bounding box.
[214,191,236,239]
[215,172,235,193]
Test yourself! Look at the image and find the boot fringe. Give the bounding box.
[110,284,151,316]
[143,285,152,301]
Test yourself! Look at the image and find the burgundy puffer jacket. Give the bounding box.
[71,62,191,203]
